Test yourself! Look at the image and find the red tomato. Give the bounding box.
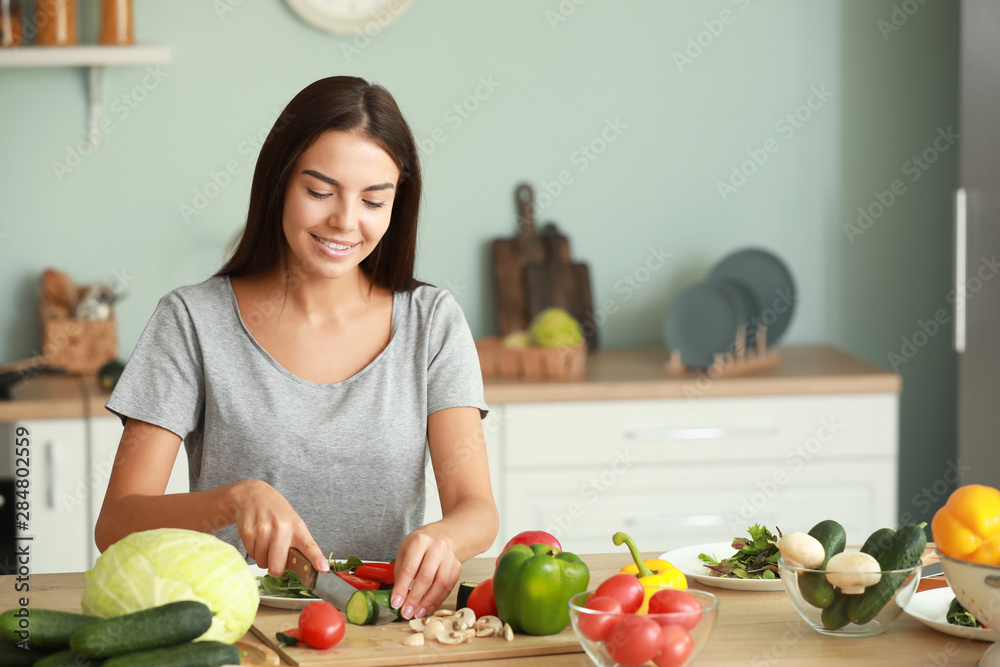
[605,615,662,666]
[594,573,645,614]
[652,624,694,667]
[298,601,346,649]
[576,595,623,642]
[648,589,702,631]
[467,578,498,618]
[495,530,562,564]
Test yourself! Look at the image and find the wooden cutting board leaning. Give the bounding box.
[491,184,546,338]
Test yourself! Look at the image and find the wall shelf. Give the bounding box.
[0,45,171,146]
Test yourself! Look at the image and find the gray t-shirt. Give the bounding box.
[106,275,488,562]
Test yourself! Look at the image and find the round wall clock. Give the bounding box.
[284,0,414,35]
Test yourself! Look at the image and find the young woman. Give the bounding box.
[95,76,498,621]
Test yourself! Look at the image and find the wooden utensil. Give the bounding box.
[492,184,546,337]
[524,223,598,351]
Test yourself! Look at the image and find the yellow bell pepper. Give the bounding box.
[613,532,687,614]
[932,484,1000,565]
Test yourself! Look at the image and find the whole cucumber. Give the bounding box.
[859,527,896,561]
[821,592,852,631]
[0,608,101,650]
[847,523,927,625]
[101,640,239,667]
[70,601,212,659]
[798,520,846,609]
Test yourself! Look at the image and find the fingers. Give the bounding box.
[392,534,462,620]
[295,534,329,573]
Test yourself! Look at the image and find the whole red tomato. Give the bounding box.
[652,624,694,667]
[298,601,346,649]
[605,614,662,666]
[495,530,562,564]
[467,578,497,618]
[648,589,702,631]
[577,595,623,642]
[594,573,645,614]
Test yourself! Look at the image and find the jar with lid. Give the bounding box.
[1,0,24,47]
[36,0,78,46]
[99,0,133,45]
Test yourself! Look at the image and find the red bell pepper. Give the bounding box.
[336,572,379,590]
[354,562,395,585]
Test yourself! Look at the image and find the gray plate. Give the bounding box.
[664,282,741,369]
[707,248,796,347]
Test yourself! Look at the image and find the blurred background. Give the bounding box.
[0,1,959,523]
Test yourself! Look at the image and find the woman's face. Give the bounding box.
[281,130,400,283]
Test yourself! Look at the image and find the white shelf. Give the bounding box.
[0,45,171,146]
[0,44,170,67]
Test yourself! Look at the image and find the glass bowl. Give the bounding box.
[778,554,921,637]
[568,587,719,667]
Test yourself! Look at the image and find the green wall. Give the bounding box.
[0,0,958,524]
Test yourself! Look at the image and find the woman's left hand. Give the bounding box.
[390,526,462,620]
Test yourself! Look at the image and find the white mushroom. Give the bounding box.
[473,615,503,637]
[503,622,514,641]
[453,607,476,631]
[402,633,424,647]
[421,618,446,640]
[825,551,882,594]
[432,608,456,617]
[778,531,827,569]
[436,627,476,645]
[408,618,428,632]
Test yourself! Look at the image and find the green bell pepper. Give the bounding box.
[493,543,590,636]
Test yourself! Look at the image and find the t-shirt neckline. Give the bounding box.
[222,274,399,388]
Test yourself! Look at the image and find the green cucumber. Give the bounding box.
[0,636,50,666]
[798,520,846,609]
[456,582,476,610]
[820,592,852,631]
[101,641,239,667]
[70,601,212,659]
[34,649,103,666]
[345,590,400,626]
[847,522,927,625]
[0,608,102,650]
[859,527,895,560]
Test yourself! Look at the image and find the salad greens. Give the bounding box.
[257,555,364,598]
[699,524,782,579]
[947,597,985,629]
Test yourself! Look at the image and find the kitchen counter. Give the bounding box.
[0,345,898,422]
[3,552,985,666]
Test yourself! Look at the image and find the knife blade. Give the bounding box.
[285,548,398,626]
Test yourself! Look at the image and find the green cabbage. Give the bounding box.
[82,528,259,644]
[530,308,584,348]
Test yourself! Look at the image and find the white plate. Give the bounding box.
[903,586,997,642]
[251,565,317,610]
[660,542,785,591]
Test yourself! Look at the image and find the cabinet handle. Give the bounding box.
[625,425,776,441]
[46,441,56,509]
[625,514,729,528]
[955,186,967,353]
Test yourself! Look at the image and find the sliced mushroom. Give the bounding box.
[402,633,425,647]
[503,622,514,641]
[473,615,503,637]
[422,618,446,640]
[453,607,476,631]
[432,608,456,617]
[408,618,428,632]
[436,627,476,645]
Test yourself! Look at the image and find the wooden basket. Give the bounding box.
[39,299,118,375]
[476,337,586,381]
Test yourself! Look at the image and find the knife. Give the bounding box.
[285,548,399,626]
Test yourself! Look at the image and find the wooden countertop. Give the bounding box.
[0,346,900,423]
[3,551,985,666]
[484,345,901,404]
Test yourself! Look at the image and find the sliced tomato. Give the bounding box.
[354,562,395,585]
[336,572,380,590]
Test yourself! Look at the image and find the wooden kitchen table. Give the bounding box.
[2,552,990,666]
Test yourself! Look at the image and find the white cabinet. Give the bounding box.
[495,393,899,554]
[2,420,90,574]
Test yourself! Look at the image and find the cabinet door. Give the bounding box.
[88,416,190,566]
[423,408,505,556]
[3,420,89,574]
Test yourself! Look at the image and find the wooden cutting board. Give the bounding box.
[524,223,598,351]
[492,183,546,337]
[251,607,583,666]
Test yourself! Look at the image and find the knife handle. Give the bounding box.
[286,548,318,589]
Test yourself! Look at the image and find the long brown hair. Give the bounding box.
[218,76,421,291]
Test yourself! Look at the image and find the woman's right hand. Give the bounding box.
[230,479,329,577]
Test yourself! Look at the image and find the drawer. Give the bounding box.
[503,394,897,468]
[504,460,897,555]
